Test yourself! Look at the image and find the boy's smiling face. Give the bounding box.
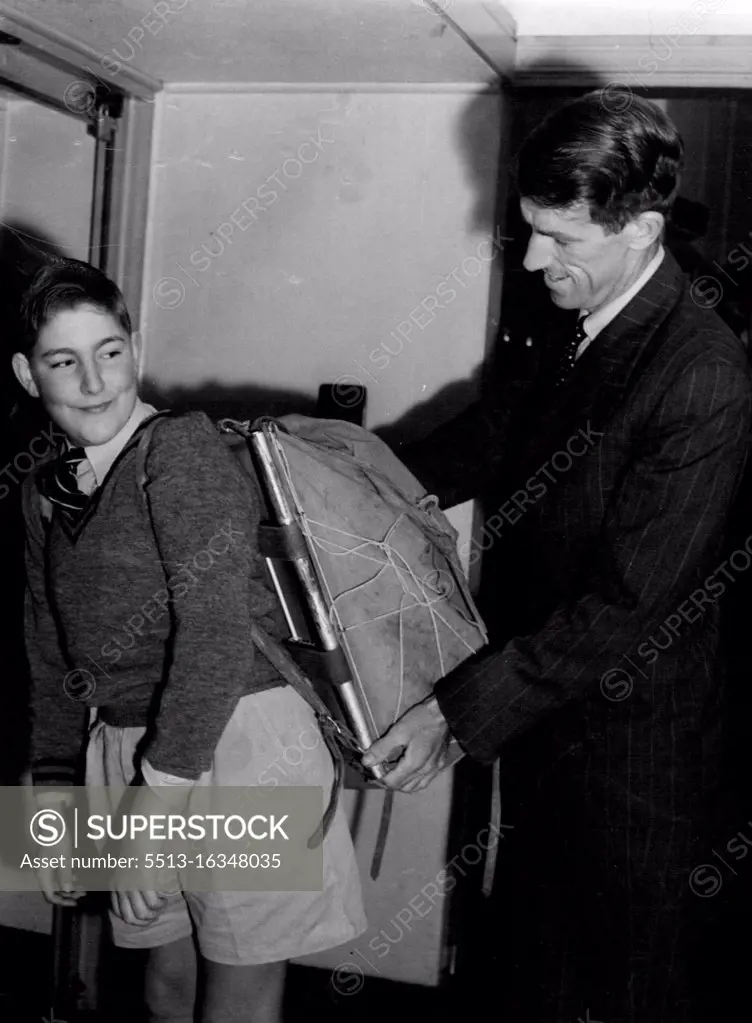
[13,303,140,448]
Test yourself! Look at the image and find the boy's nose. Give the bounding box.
[81,364,105,395]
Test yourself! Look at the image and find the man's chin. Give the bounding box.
[548,291,578,309]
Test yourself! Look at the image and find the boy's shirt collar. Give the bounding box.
[66,398,158,491]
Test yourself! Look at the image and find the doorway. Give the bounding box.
[0,35,146,1018]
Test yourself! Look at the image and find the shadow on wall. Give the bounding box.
[139,380,319,425]
[378,63,600,448]
[376,80,559,447]
[141,365,491,459]
[371,85,511,451]
[143,68,627,450]
[140,85,512,448]
[147,68,667,451]
[455,82,507,238]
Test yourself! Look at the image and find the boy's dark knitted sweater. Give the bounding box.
[23,411,287,785]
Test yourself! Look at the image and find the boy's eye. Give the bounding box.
[51,358,75,369]
[100,344,126,360]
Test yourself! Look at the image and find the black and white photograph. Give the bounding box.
[1,1,751,1020]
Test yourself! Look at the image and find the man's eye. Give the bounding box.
[51,359,75,369]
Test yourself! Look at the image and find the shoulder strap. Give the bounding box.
[243,620,347,848]
[133,409,179,496]
[248,617,394,870]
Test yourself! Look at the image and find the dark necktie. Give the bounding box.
[555,317,588,387]
[39,446,91,521]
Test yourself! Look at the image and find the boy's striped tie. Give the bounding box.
[39,447,92,519]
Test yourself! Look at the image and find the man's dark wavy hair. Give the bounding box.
[19,258,131,356]
[516,90,684,234]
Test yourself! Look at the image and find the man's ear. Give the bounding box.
[626,211,664,251]
[11,352,40,398]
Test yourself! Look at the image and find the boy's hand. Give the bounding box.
[277,413,319,434]
[32,791,86,906]
[111,889,169,925]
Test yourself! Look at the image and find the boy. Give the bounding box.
[13,258,365,1023]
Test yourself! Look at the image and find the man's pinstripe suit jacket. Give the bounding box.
[400,251,752,1020]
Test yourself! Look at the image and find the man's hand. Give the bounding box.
[361,696,453,792]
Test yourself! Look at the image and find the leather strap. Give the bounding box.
[245,619,345,848]
[370,789,395,880]
[258,522,310,560]
[249,622,395,874]
[286,642,352,687]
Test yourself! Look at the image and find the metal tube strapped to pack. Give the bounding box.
[229,418,386,779]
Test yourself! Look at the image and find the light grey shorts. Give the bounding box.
[85,686,366,965]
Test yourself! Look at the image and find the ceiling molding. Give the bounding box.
[162,80,501,94]
[514,34,752,89]
[429,0,516,81]
[0,3,161,98]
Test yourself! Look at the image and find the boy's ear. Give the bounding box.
[12,353,40,399]
[129,331,144,378]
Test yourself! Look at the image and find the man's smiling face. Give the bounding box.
[520,198,645,313]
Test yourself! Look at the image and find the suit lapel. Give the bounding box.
[505,253,686,484]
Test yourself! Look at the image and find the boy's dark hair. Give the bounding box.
[516,90,684,234]
[19,258,131,355]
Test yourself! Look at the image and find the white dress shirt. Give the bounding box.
[575,246,665,360]
[74,397,158,494]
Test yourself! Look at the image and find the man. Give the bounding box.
[363,92,752,1021]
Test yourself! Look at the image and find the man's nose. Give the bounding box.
[523,233,553,273]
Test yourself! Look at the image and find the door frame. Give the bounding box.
[0,8,160,1013]
[0,2,161,325]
